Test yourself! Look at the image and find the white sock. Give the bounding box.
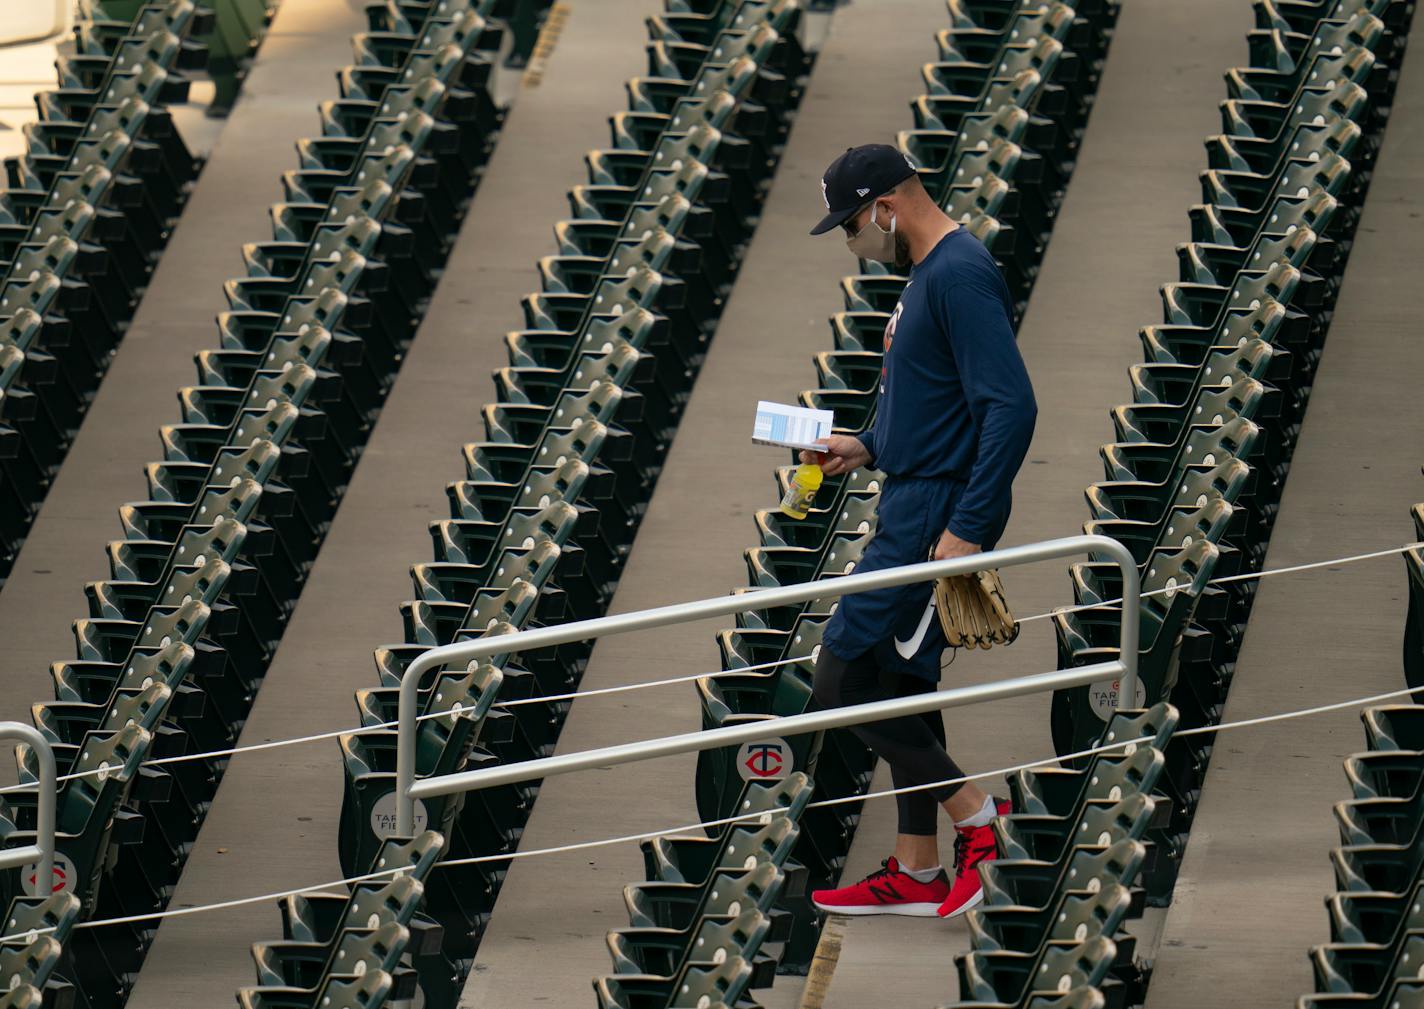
[901,863,943,883]
[955,794,998,829]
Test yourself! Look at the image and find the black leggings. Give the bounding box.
[812,646,968,836]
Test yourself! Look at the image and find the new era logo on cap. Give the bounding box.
[810,144,918,236]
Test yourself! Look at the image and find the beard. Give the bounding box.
[893,231,912,273]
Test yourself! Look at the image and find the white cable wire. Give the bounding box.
[12,675,1421,944]
[493,655,786,707]
[1018,542,1424,624]
[2,541,1415,797]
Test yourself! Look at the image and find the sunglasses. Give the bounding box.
[840,199,879,237]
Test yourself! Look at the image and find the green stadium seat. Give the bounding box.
[623,861,786,935]
[604,907,775,988]
[242,922,412,1004]
[1050,541,1217,750]
[236,968,393,1009]
[966,883,1133,958]
[593,955,752,1009]
[338,664,501,877]
[643,812,803,886]
[0,940,61,998]
[952,936,1118,1007]
[2,724,150,915]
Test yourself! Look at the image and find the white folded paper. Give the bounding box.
[752,401,835,451]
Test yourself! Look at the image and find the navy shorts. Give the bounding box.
[822,475,1007,682]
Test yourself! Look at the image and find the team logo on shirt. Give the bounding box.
[882,285,908,394]
[884,302,903,349]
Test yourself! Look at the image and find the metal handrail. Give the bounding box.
[396,533,1141,833]
[0,723,56,893]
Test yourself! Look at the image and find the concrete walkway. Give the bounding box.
[1145,26,1424,1009]
[124,1,671,1003]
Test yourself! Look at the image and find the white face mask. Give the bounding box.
[846,203,897,262]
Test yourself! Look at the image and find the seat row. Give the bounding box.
[593,775,813,1009]
[1291,503,1424,1008]
[231,3,817,1008]
[670,0,1120,980]
[1298,689,1424,1008]
[0,891,84,1009]
[1042,0,1414,936]
[0,0,212,586]
[0,2,532,1006]
[932,703,1179,1009]
[237,830,451,1009]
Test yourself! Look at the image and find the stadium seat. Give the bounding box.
[0,893,81,1008]
[595,777,813,1008]
[338,662,503,878]
[1300,610,1424,1009]
[245,831,450,1005]
[594,954,753,1009]
[604,907,775,990]
[957,705,1175,1008]
[952,935,1119,1007]
[236,969,394,1009]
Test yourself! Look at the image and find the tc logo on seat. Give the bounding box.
[23,852,75,897]
[737,738,791,781]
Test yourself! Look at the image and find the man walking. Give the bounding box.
[804,145,1037,919]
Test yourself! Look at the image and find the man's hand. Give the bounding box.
[933,529,980,561]
[800,434,871,477]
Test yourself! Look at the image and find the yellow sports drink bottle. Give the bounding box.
[779,463,823,520]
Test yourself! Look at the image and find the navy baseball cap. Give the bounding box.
[810,144,918,236]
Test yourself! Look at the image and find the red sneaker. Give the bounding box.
[938,798,1011,918]
[811,857,950,917]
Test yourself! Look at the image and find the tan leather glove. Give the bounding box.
[932,557,1020,650]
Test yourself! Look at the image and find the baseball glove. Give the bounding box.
[932,558,1020,650]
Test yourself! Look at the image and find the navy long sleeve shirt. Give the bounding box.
[854,227,1037,545]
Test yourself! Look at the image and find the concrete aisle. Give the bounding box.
[453,3,951,1008]
[0,0,365,722]
[123,1,670,1004]
[818,2,1256,1005]
[1145,29,1424,1009]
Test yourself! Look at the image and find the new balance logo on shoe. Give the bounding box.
[811,857,948,918]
